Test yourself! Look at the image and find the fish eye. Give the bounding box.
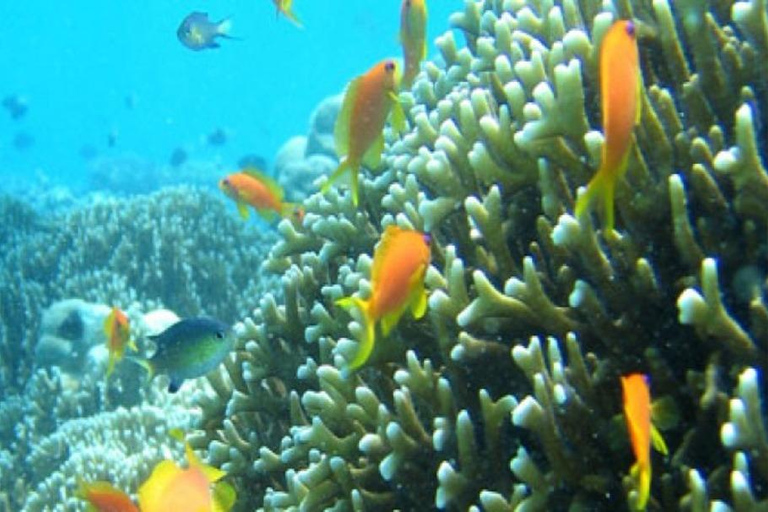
[384,61,395,73]
[625,21,636,37]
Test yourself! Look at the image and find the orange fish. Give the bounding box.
[400,0,428,89]
[321,59,407,206]
[219,169,297,221]
[574,19,641,231]
[621,373,668,510]
[103,306,136,380]
[138,431,236,512]
[76,479,138,512]
[337,226,431,369]
[272,0,302,27]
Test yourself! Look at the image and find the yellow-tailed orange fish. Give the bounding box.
[138,431,236,512]
[76,479,138,512]
[219,169,297,221]
[103,306,137,380]
[272,0,302,27]
[321,59,407,206]
[337,226,431,369]
[400,0,428,89]
[575,19,641,231]
[621,373,668,510]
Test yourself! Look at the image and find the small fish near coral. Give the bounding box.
[321,59,407,206]
[103,306,137,380]
[177,12,235,51]
[132,317,235,393]
[219,168,299,222]
[77,430,236,512]
[337,225,431,370]
[621,373,668,511]
[575,19,641,232]
[399,0,428,89]
[272,0,302,27]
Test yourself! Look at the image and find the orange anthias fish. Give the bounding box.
[321,59,407,206]
[337,226,431,369]
[103,306,136,380]
[76,479,138,512]
[400,0,428,89]
[574,19,641,231]
[621,373,668,510]
[138,432,236,512]
[272,0,302,27]
[219,169,297,221]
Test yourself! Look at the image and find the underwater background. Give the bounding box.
[1,0,767,511]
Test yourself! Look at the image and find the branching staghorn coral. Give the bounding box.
[192,0,768,509]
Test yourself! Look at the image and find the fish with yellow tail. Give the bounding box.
[219,169,298,221]
[400,0,428,89]
[337,226,431,370]
[272,0,302,27]
[321,59,407,206]
[138,429,236,512]
[621,373,668,511]
[574,19,642,232]
[103,306,137,380]
[76,479,138,512]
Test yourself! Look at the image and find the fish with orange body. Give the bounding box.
[76,479,138,512]
[272,0,302,27]
[337,226,431,369]
[321,59,407,206]
[621,373,668,510]
[574,19,642,231]
[400,0,428,89]
[103,306,137,380]
[219,169,297,221]
[138,431,236,512]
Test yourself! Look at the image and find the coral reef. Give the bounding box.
[0,185,277,394]
[190,0,768,510]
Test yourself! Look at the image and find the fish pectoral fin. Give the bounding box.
[388,92,407,136]
[410,285,428,319]
[362,134,384,170]
[236,202,250,219]
[650,424,668,455]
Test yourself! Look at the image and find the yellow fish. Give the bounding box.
[138,430,236,512]
[621,373,668,510]
[103,306,136,379]
[322,59,406,206]
[575,19,641,231]
[337,226,431,369]
[400,0,428,89]
[272,0,302,28]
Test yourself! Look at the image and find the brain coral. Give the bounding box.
[191,0,764,509]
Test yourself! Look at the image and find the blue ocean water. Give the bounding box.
[0,1,456,191]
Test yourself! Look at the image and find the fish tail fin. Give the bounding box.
[336,296,375,370]
[630,461,651,510]
[279,0,303,28]
[574,167,616,232]
[322,159,359,205]
[217,18,233,36]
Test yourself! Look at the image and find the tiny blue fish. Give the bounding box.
[134,317,235,393]
[177,12,234,51]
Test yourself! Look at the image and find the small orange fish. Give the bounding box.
[337,226,431,369]
[621,373,668,510]
[400,0,428,89]
[76,479,138,512]
[272,0,302,27]
[575,19,641,231]
[103,306,136,380]
[321,59,407,206]
[219,169,297,221]
[138,431,236,512]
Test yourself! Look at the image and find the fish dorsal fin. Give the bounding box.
[185,442,227,483]
[335,77,362,159]
[243,168,283,201]
[138,460,180,506]
[212,481,237,512]
[371,225,403,282]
